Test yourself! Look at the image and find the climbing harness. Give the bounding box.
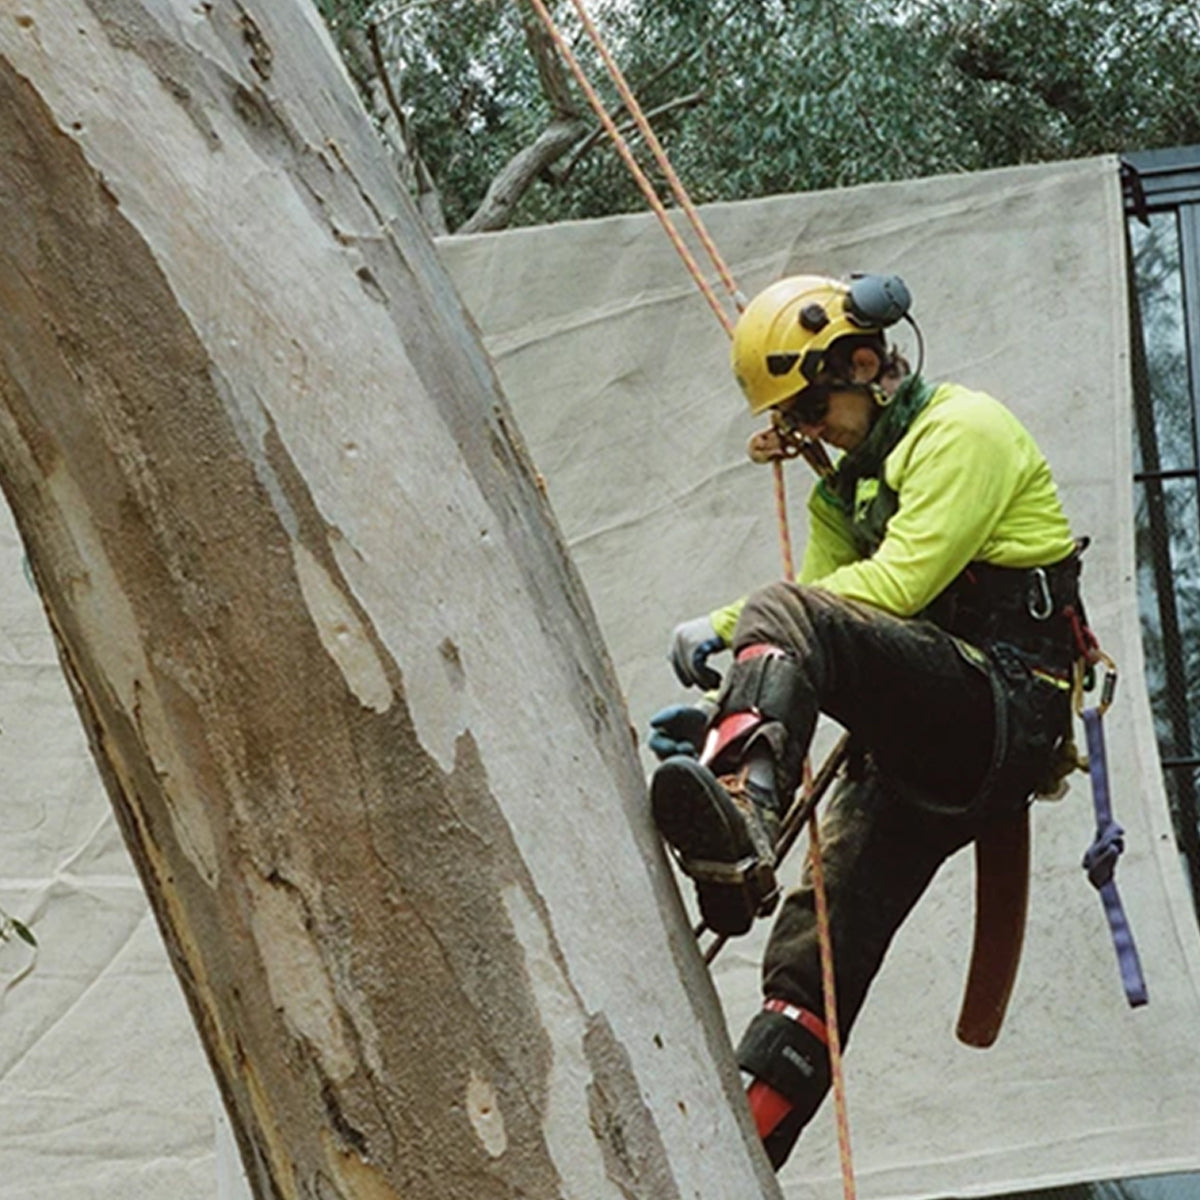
[1069,613,1149,1007]
[523,2,856,1189]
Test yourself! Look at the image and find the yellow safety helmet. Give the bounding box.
[730,273,911,415]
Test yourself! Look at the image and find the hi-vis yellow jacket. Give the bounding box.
[711,382,1077,644]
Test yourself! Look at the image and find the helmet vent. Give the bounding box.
[799,303,829,332]
[766,352,801,377]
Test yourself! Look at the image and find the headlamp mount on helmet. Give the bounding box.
[799,303,830,333]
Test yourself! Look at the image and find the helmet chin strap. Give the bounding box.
[823,377,888,409]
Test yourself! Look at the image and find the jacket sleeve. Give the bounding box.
[800,481,859,583]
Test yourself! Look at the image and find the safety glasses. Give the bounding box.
[776,381,833,431]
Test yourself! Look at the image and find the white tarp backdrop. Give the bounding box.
[1,155,1198,1197]
[437,154,1200,1199]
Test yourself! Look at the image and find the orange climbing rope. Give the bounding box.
[563,0,743,307]
[523,2,854,1192]
[524,0,803,586]
[525,0,736,335]
[773,462,797,580]
[806,764,857,1200]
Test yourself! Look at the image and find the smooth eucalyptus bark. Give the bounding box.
[0,2,776,1198]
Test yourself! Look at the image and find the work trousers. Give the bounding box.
[730,580,1067,1041]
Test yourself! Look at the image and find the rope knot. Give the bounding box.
[1082,820,1125,889]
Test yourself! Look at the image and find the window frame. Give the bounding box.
[1122,144,1200,911]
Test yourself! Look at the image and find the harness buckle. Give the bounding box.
[1027,566,1054,621]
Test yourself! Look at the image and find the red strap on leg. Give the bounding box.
[735,643,787,663]
[747,1079,794,1140]
[699,643,787,765]
[700,711,760,765]
[745,1001,827,1140]
[763,998,828,1044]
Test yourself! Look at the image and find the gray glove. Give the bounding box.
[669,615,727,691]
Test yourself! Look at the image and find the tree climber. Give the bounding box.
[649,273,1087,1169]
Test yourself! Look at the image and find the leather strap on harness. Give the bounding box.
[956,808,1030,1048]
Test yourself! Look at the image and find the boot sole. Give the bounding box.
[650,756,761,936]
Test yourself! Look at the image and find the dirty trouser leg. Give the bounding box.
[739,766,968,1165]
[736,767,971,1155]
[760,769,972,1028]
[730,581,996,799]
[729,581,1000,1165]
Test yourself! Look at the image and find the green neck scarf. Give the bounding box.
[830,375,935,512]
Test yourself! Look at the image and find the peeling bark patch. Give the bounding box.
[46,465,222,884]
[585,1015,681,1200]
[319,1130,403,1200]
[247,870,356,1083]
[240,11,273,80]
[292,540,393,713]
[338,732,565,1196]
[228,81,299,166]
[322,1079,369,1158]
[466,1070,507,1158]
[84,0,222,149]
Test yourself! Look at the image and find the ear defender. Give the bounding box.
[846,274,911,328]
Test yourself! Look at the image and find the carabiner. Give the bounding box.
[1027,566,1054,621]
[1098,654,1118,715]
[1074,651,1118,717]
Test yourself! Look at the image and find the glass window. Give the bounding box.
[1125,149,1200,920]
[1129,213,1195,476]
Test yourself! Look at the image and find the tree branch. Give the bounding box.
[518,0,580,120]
[455,117,587,234]
[555,89,706,184]
[366,20,448,235]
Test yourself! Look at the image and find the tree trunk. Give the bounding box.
[0,3,776,1198]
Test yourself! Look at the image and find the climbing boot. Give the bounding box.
[651,755,786,936]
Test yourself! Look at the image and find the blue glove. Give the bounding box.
[669,615,727,690]
[648,703,712,761]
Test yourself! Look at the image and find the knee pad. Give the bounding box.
[707,646,812,787]
[717,645,807,719]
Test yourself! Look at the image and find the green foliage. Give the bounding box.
[319,0,558,229]
[317,0,1200,230]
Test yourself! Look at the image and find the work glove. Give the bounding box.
[648,702,714,761]
[669,614,727,691]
